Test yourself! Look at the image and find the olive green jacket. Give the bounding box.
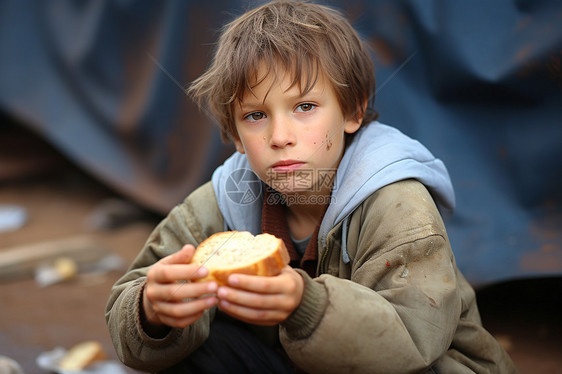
[105,180,516,373]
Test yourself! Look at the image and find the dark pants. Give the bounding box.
[160,319,296,374]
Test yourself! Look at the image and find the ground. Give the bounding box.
[0,144,560,373]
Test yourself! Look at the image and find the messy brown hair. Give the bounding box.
[188,0,377,143]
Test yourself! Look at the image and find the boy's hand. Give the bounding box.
[216,266,304,326]
[142,244,218,329]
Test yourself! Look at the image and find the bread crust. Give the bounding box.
[192,231,290,285]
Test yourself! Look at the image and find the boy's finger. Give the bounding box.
[218,299,282,326]
[226,271,287,293]
[150,297,216,328]
[151,281,218,303]
[150,263,208,283]
[159,244,196,265]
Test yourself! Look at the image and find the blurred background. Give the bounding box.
[0,0,560,373]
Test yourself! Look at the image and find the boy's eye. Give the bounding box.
[244,112,266,121]
[296,103,316,112]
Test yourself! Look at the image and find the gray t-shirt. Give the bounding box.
[291,235,311,257]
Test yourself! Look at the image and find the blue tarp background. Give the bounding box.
[1,0,561,286]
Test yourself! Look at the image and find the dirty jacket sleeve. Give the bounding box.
[105,182,224,372]
[279,180,515,373]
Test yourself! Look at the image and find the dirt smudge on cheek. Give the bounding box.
[325,132,332,151]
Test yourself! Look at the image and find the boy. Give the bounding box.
[106,1,516,373]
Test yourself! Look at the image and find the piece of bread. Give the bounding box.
[58,341,106,371]
[192,231,290,285]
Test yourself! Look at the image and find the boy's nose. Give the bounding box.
[269,117,295,148]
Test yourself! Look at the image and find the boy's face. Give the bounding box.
[233,64,361,196]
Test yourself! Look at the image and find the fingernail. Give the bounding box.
[217,287,227,298]
[229,275,239,286]
[196,267,207,277]
[207,282,217,292]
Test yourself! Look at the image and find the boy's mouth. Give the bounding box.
[270,160,305,172]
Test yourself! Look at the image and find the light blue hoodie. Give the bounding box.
[212,122,455,261]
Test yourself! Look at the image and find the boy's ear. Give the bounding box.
[344,117,361,134]
[344,100,367,134]
[233,137,246,154]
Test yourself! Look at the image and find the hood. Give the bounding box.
[212,122,455,246]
